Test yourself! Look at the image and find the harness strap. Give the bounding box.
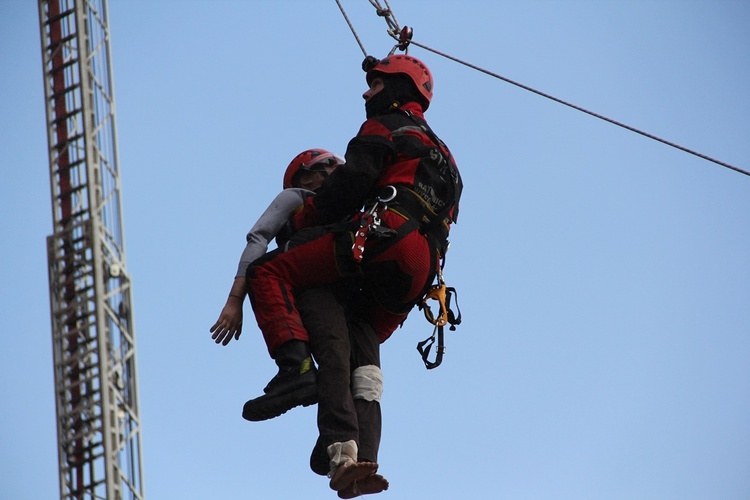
[417,285,462,369]
[386,186,450,254]
[417,324,445,370]
[400,109,462,224]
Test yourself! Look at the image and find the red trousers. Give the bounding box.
[246,210,436,356]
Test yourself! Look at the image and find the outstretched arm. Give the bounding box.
[211,189,312,346]
[210,276,247,346]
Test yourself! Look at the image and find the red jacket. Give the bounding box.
[293,102,462,242]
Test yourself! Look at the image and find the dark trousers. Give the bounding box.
[297,287,382,475]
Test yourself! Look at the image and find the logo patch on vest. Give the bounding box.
[416,181,446,211]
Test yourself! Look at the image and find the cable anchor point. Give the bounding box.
[397,25,412,51]
[388,25,413,55]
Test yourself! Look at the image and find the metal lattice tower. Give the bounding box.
[38,1,145,498]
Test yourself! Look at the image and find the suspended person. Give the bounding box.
[210,148,345,400]
[243,54,463,496]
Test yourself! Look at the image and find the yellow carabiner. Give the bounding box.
[422,284,448,326]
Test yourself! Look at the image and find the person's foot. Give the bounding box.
[242,355,318,422]
[337,472,389,498]
[329,461,379,492]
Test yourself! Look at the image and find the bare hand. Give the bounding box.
[210,300,243,346]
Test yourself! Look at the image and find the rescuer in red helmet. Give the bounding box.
[230,53,463,496]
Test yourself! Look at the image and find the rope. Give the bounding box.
[335,0,368,57]
[409,39,749,178]
[334,1,749,178]
[369,0,401,38]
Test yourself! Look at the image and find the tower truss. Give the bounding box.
[38,1,145,498]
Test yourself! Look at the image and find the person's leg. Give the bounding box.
[242,232,344,421]
[245,232,342,356]
[310,304,391,498]
[300,287,359,476]
[302,288,388,496]
[323,223,434,495]
[348,316,382,464]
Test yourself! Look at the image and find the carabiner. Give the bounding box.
[377,185,397,204]
[422,284,448,326]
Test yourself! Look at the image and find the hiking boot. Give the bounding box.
[242,340,318,422]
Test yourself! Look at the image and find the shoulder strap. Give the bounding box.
[400,109,462,225]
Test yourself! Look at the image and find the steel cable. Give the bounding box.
[336,0,748,178]
[409,39,749,178]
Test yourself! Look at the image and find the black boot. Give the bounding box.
[242,340,318,421]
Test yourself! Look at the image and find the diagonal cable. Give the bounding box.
[334,0,748,178]
[409,39,748,177]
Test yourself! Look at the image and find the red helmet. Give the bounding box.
[366,55,433,109]
[283,149,344,189]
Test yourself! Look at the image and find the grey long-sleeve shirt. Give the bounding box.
[235,188,314,277]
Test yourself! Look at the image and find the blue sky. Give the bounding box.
[2,1,749,499]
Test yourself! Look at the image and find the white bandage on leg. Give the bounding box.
[351,365,383,402]
[327,440,358,477]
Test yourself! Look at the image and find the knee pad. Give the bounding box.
[351,365,383,402]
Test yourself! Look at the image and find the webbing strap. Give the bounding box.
[417,324,445,370]
[417,285,462,369]
[400,109,461,225]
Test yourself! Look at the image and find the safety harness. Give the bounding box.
[348,109,463,369]
[350,190,463,369]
